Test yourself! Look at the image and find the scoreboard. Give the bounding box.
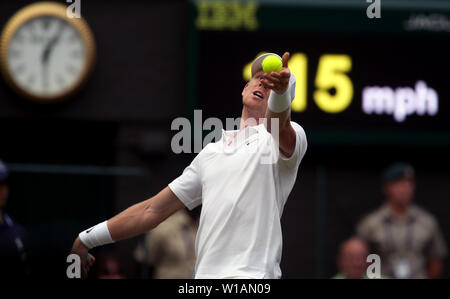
[187,0,450,146]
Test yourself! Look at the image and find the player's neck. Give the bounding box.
[240,106,265,130]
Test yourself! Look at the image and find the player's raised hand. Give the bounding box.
[71,237,95,279]
[261,52,291,95]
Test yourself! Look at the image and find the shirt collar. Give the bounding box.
[222,123,263,136]
[381,204,418,222]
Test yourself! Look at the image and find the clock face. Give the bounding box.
[6,16,87,99]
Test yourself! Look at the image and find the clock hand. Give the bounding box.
[41,21,64,65]
[42,63,49,93]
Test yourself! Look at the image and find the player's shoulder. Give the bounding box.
[201,139,222,153]
[194,139,222,164]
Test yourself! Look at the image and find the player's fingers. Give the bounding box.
[265,79,276,87]
[280,68,291,78]
[88,259,95,268]
[88,253,95,262]
[261,79,275,89]
[273,73,289,88]
[82,265,88,279]
[87,259,94,268]
[270,72,282,79]
[263,74,281,84]
[261,82,274,90]
[282,52,290,68]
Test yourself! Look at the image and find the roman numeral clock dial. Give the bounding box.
[0,2,95,103]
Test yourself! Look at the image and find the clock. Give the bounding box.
[0,2,96,103]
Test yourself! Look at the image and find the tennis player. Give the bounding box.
[71,52,307,279]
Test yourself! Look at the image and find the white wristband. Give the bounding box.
[268,88,291,113]
[268,73,296,113]
[79,221,114,249]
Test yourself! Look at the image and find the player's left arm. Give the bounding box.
[262,52,296,158]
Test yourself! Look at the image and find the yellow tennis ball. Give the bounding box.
[262,55,282,74]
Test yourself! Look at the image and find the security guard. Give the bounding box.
[0,160,29,278]
[356,163,447,279]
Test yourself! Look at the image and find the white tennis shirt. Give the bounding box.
[168,121,307,278]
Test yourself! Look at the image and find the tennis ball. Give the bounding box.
[262,55,282,74]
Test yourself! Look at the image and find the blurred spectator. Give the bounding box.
[333,237,370,279]
[94,251,126,279]
[0,160,30,278]
[356,162,447,279]
[133,208,199,278]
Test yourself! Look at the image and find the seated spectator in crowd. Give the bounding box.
[133,208,199,278]
[333,237,371,279]
[356,162,447,279]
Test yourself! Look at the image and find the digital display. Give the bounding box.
[188,1,450,145]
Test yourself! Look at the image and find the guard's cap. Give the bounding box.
[382,162,415,183]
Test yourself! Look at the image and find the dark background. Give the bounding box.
[0,0,449,279]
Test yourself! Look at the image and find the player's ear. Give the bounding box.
[242,83,249,96]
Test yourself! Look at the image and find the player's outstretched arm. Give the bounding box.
[262,52,296,158]
[107,186,185,241]
[71,186,185,278]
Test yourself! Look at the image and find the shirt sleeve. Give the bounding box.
[356,216,372,242]
[279,121,308,169]
[168,154,203,210]
[428,221,448,259]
